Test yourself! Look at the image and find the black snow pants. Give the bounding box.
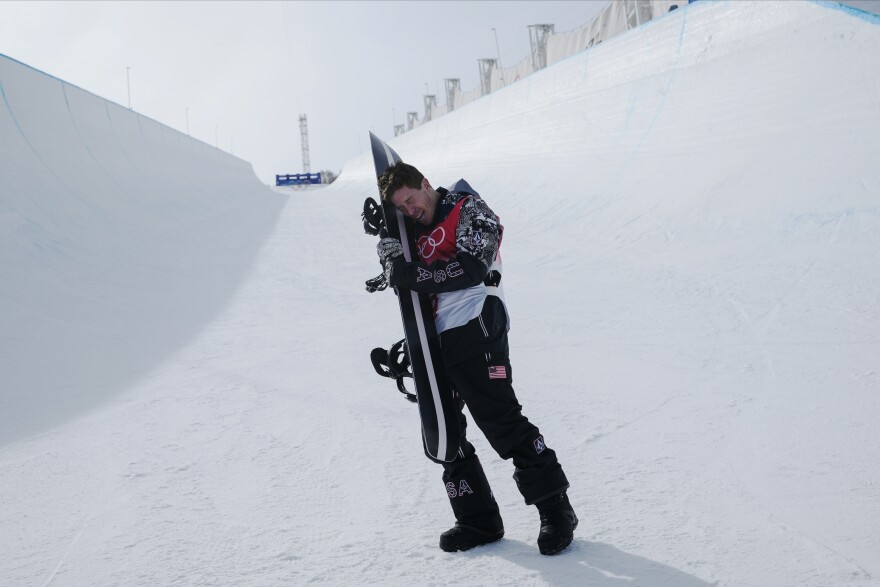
[438,300,570,530]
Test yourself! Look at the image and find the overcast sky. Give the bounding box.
[0,1,609,184]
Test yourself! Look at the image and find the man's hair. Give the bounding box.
[377,161,424,201]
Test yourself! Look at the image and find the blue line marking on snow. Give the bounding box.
[104,100,153,188]
[812,0,880,24]
[62,82,103,169]
[629,5,689,158]
[0,78,65,227]
[582,50,590,83]
[0,76,55,176]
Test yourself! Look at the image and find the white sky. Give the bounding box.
[0,0,609,184]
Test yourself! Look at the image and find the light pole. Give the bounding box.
[492,28,505,87]
[126,66,131,109]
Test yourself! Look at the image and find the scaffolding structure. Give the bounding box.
[444,78,461,112]
[528,25,555,72]
[299,114,310,174]
[423,95,438,122]
[478,59,497,96]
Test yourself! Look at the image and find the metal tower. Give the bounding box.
[299,114,310,174]
[444,78,460,112]
[423,94,438,122]
[478,58,497,96]
[528,24,555,71]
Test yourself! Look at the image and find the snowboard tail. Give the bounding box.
[368,132,460,463]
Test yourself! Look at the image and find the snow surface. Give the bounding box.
[2,1,879,585]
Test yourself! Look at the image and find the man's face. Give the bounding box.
[390,179,435,225]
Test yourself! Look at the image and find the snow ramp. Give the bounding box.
[0,54,285,444]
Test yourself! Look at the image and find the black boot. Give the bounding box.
[440,454,504,552]
[536,492,578,555]
[439,523,504,552]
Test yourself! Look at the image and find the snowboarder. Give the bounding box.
[375,161,578,555]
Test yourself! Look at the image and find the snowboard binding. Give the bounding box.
[370,338,417,403]
[365,272,388,293]
[362,196,385,236]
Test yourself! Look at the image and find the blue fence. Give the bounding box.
[276,172,322,187]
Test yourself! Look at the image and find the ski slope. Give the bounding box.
[2,1,879,585]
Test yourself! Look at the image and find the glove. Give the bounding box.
[376,236,404,287]
[377,237,403,268]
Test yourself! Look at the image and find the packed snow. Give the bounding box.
[1,1,879,585]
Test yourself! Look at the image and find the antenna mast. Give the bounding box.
[299,114,310,173]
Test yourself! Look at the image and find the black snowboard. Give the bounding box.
[368,132,460,463]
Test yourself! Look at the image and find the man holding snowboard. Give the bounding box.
[375,161,578,555]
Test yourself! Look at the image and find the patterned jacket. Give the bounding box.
[389,180,509,362]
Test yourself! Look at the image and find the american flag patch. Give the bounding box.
[488,365,507,380]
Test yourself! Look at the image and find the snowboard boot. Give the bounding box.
[439,523,504,552]
[535,491,578,555]
[440,454,504,552]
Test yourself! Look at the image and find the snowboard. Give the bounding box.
[367,132,460,463]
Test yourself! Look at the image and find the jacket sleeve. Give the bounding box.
[389,195,502,294]
[389,251,487,293]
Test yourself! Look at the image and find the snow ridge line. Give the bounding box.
[813,0,880,24]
